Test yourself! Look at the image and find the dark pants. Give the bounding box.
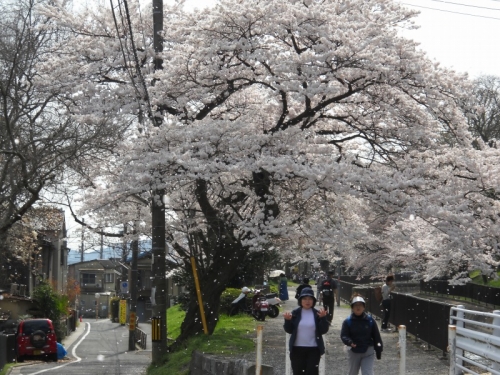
[323,298,334,322]
[382,299,391,329]
[290,346,321,375]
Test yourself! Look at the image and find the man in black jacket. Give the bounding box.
[319,270,337,323]
[295,277,312,299]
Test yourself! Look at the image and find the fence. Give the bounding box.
[449,305,500,375]
[0,333,16,371]
[338,273,418,285]
[338,281,454,354]
[134,327,147,350]
[421,280,500,308]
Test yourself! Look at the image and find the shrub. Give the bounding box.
[32,282,69,341]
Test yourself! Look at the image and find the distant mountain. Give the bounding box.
[67,240,152,264]
[67,248,118,264]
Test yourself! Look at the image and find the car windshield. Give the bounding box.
[22,320,50,335]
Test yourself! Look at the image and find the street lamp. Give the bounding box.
[95,293,100,320]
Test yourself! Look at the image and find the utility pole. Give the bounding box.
[151,0,167,364]
[100,231,104,259]
[129,215,139,351]
[80,218,85,263]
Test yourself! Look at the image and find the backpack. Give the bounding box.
[321,279,335,298]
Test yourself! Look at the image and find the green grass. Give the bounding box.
[469,270,500,287]
[490,279,500,288]
[0,363,15,375]
[148,305,257,375]
[469,270,481,279]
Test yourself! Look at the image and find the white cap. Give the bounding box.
[242,287,250,293]
[351,296,366,306]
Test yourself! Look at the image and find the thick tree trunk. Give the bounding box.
[169,249,246,350]
[169,173,277,350]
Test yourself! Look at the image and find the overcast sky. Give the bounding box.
[176,0,500,79]
[398,0,500,78]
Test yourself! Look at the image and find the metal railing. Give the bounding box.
[134,327,147,350]
[449,305,500,375]
[421,280,500,308]
[338,281,454,354]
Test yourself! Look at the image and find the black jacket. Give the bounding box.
[340,312,383,354]
[319,278,337,300]
[295,283,312,298]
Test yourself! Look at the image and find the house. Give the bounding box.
[0,208,68,296]
[26,207,69,295]
[68,260,121,318]
[67,247,187,321]
[0,207,68,319]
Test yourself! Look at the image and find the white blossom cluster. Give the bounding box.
[37,0,500,283]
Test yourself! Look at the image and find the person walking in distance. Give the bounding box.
[315,272,325,300]
[295,277,312,300]
[319,270,337,323]
[341,294,383,375]
[283,288,329,375]
[279,273,289,302]
[381,275,395,331]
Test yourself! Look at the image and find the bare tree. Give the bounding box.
[466,75,500,147]
[0,0,126,248]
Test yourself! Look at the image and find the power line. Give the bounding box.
[425,0,500,11]
[402,3,500,20]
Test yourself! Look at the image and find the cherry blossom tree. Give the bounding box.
[40,0,500,343]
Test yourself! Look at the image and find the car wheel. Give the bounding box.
[50,353,58,362]
[31,330,47,349]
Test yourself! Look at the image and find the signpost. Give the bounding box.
[119,300,127,325]
[121,281,129,294]
[129,312,136,331]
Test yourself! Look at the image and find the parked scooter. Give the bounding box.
[229,287,252,316]
[265,293,281,318]
[251,290,270,321]
[229,288,269,321]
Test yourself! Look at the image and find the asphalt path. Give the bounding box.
[9,319,150,375]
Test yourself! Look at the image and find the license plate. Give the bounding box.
[261,308,268,311]
[34,350,42,356]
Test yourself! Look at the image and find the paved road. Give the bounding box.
[10,319,151,375]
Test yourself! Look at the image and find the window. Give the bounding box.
[81,273,96,285]
[105,273,114,283]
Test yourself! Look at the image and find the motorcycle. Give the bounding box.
[265,292,281,318]
[251,289,270,321]
[229,288,269,321]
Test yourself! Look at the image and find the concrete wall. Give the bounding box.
[0,297,37,319]
[189,351,273,375]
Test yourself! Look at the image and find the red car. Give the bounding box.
[16,319,58,362]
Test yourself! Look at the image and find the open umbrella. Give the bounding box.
[269,270,285,278]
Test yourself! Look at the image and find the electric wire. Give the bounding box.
[423,0,500,11]
[402,3,500,20]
